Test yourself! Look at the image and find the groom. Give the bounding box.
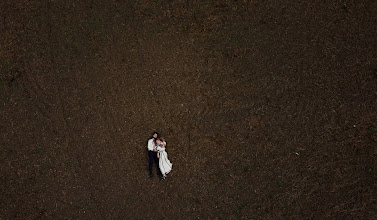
[148,131,162,178]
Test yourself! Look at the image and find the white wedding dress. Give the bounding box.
[158,144,172,175]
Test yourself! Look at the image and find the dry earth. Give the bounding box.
[1,0,377,219]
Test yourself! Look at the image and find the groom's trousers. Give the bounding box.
[148,151,162,176]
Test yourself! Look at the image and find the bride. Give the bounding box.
[156,137,172,180]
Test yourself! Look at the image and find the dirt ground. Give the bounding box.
[1,0,376,219]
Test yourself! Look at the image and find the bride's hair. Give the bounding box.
[157,137,166,147]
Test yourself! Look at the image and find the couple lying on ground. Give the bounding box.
[147,132,172,180]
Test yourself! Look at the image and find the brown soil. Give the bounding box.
[1,0,376,219]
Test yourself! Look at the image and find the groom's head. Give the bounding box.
[152,132,159,139]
